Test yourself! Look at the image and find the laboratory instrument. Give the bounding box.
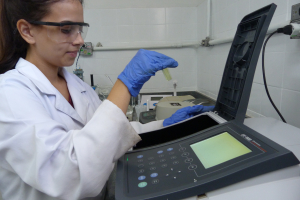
[116,120,299,200]
[140,95,172,110]
[73,68,84,80]
[115,4,299,200]
[79,42,93,56]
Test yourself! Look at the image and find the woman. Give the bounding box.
[0,0,213,199]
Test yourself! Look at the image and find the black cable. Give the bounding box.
[262,30,287,123]
[76,44,86,69]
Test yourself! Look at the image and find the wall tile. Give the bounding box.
[117,9,134,25]
[148,8,166,25]
[133,25,151,41]
[224,3,238,31]
[150,25,166,41]
[283,51,300,92]
[247,83,263,114]
[132,8,149,25]
[182,7,197,24]
[118,26,133,42]
[182,23,197,41]
[285,33,300,53]
[281,89,300,128]
[98,9,117,26]
[100,26,118,43]
[266,33,286,53]
[249,0,268,13]
[268,0,288,17]
[166,7,183,24]
[198,72,211,92]
[236,0,250,20]
[261,86,282,120]
[166,24,182,41]
[197,0,207,24]
[254,52,284,88]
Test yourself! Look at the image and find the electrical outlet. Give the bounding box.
[291,3,300,23]
[80,42,93,56]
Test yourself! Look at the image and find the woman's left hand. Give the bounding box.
[163,105,215,127]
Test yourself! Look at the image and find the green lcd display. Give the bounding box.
[190,132,252,169]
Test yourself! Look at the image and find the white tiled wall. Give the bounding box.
[67,7,199,93]
[67,1,300,128]
[197,0,300,128]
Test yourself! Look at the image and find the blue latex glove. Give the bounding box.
[163,105,215,127]
[118,49,178,97]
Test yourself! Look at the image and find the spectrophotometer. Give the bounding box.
[115,4,300,200]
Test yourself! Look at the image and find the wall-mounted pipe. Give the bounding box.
[206,0,211,38]
[93,41,201,51]
[208,20,290,46]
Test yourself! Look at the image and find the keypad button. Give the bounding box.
[138,164,144,168]
[152,179,159,184]
[179,147,186,152]
[150,167,156,171]
[166,174,169,177]
[170,156,177,160]
[138,169,145,173]
[158,154,164,158]
[169,152,175,155]
[185,158,193,163]
[178,171,181,173]
[160,159,166,162]
[149,162,155,165]
[137,155,143,159]
[188,165,197,170]
[161,164,168,168]
[148,157,154,160]
[181,152,189,157]
[137,159,144,163]
[167,148,173,151]
[138,176,146,181]
[157,150,163,154]
[138,182,147,188]
[173,177,177,179]
[150,173,158,178]
[173,161,179,165]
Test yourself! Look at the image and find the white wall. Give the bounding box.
[67,7,200,93]
[66,0,300,128]
[197,0,300,128]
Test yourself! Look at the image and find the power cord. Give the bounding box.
[76,44,86,69]
[262,25,292,123]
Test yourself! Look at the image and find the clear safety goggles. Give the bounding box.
[29,21,89,43]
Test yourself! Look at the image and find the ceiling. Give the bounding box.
[83,0,206,9]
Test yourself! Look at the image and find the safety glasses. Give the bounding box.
[29,21,89,43]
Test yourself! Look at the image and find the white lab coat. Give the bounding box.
[0,58,163,200]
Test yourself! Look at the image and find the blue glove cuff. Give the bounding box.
[118,73,140,97]
[163,118,174,127]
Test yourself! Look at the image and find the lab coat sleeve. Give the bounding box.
[130,120,164,134]
[0,81,141,199]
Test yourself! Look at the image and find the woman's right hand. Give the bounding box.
[118,49,178,97]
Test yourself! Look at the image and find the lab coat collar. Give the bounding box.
[15,58,86,94]
[15,58,88,125]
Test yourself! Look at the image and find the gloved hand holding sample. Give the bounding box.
[163,105,215,127]
[118,49,178,97]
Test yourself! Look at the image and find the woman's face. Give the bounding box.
[33,0,85,68]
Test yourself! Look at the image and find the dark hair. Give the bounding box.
[0,0,84,74]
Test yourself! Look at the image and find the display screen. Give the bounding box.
[151,97,163,101]
[190,132,252,169]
